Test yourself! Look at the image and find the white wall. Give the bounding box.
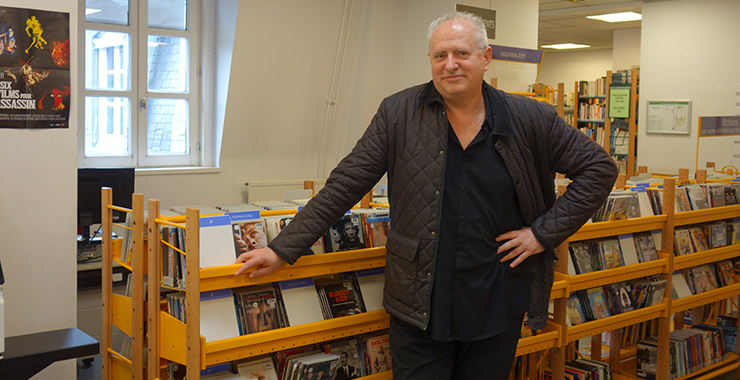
[612,28,640,71]
[638,0,740,174]
[537,48,613,97]
[137,0,540,209]
[0,1,78,379]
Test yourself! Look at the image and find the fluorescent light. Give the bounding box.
[587,12,642,23]
[541,43,591,50]
[86,8,102,16]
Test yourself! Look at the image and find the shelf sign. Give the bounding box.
[490,44,543,64]
[699,116,740,136]
[608,85,630,118]
[455,4,495,39]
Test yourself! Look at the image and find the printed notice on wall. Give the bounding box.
[735,84,740,116]
[0,6,70,129]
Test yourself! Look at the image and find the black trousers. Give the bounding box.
[389,313,524,380]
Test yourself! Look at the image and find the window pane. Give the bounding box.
[86,0,129,25]
[147,35,188,93]
[85,96,131,157]
[149,0,187,30]
[86,30,130,90]
[147,98,188,155]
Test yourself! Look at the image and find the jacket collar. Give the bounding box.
[419,80,516,137]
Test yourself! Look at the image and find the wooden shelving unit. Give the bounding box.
[100,174,740,380]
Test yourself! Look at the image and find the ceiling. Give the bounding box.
[538,0,644,51]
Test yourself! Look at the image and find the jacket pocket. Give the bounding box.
[384,230,420,306]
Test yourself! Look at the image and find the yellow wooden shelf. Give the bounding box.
[566,303,665,343]
[674,204,740,227]
[160,309,390,367]
[569,215,666,242]
[673,244,740,271]
[674,352,739,380]
[111,294,133,337]
[516,321,562,356]
[671,282,740,313]
[568,257,668,292]
[199,247,387,292]
[551,272,569,299]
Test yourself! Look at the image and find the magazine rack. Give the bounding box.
[101,173,740,380]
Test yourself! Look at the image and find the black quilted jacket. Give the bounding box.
[268,81,618,331]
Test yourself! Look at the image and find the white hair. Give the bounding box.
[427,11,488,49]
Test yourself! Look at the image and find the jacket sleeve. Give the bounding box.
[267,100,392,264]
[530,110,619,252]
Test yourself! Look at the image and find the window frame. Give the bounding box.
[78,0,203,168]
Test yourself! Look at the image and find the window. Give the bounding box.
[80,0,201,168]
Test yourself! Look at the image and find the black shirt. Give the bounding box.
[429,92,531,341]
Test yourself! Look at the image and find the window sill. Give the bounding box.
[135,167,221,176]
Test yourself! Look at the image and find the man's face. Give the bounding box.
[246,301,276,332]
[428,19,491,101]
[242,222,268,250]
[340,352,348,366]
[344,222,358,239]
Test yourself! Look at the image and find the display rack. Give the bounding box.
[101,173,740,380]
[606,69,640,177]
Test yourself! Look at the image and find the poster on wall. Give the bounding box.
[0,6,70,129]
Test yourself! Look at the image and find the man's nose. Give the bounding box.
[444,55,458,70]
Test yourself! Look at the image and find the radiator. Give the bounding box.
[245,179,326,203]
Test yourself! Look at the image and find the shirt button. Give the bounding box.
[439,150,444,156]
[435,190,440,196]
[423,312,428,317]
[427,272,431,278]
[460,186,466,191]
[459,216,465,221]
[431,231,436,236]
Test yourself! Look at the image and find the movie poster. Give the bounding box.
[0,6,70,129]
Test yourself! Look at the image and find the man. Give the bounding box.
[234,221,268,255]
[334,351,359,380]
[235,11,617,379]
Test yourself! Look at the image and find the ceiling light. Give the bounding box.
[86,8,102,15]
[541,43,591,50]
[587,12,642,23]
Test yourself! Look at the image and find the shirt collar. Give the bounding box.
[419,80,516,137]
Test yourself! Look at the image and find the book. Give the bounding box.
[363,214,390,248]
[200,289,240,342]
[707,223,728,249]
[297,353,340,380]
[673,229,695,256]
[278,278,324,326]
[586,287,611,320]
[689,264,719,293]
[633,232,659,262]
[365,333,391,374]
[236,356,279,380]
[325,214,366,252]
[714,260,735,287]
[226,210,268,259]
[314,274,365,319]
[675,187,693,212]
[200,215,240,268]
[599,238,625,269]
[234,284,285,334]
[637,338,658,380]
[569,242,597,274]
[566,294,587,325]
[685,184,709,210]
[325,338,365,379]
[687,226,709,252]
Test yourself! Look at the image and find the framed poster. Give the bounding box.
[608,85,630,118]
[0,6,70,129]
[646,100,691,135]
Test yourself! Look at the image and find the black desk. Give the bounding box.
[0,328,99,379]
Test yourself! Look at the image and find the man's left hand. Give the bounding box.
[496,227,545,268]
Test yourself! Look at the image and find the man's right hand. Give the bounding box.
[234,247,286,278]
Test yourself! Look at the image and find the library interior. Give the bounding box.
[1,0,740,379]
